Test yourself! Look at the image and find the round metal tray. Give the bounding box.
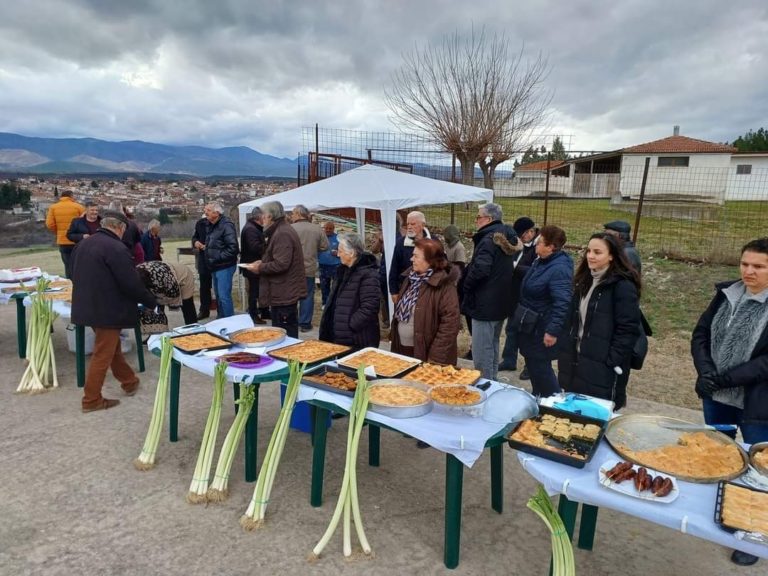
[604,414,748,483]
[367,380,432,419]
[227,326,286,349]
[749,441,768,476]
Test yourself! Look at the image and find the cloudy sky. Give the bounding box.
[0,0,766,158]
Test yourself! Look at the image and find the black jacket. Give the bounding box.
[66,215,102,244]
[509,238,539,314]
[691,280,768,426]
[557,274,640,408]
[519,250,574,337]
[461,221,520,320]
[239,220,265,280]
[319,252,381,352]
[204,215,239,271]
[70,228,157,329]
[388,232,428,295]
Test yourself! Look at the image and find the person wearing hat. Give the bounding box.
[70,210,158,412]
[500,217,540,374]
[240,206,268,324]
[603,220,641,275]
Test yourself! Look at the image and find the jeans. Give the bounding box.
[702,398,768,444]
[519,332,561,397]
[471,319,504,380]
[83,327,137,409]
[59,246,74,279]
[299,277,316,329]
[319,265,337,306]
[500,315,519,367]
[271,303,299,338]
[211,265,236,318]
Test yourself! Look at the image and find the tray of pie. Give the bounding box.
[268,340,352,365]
[301,364,367,397]
[367,379,432,418]
[228,326,286,348]
[169,331,233,354]
[402,363,481,386]
[337,347,421,378]
[715,481,768,544]
[604,414,748,483]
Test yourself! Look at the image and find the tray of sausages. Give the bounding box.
[598,458,679,503]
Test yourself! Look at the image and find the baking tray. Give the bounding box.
[604,414,748,483]
[715,481,768,544]
[337,347,421,378]
[507,405,607,469]
[402,362,482,386]
[227,326,287,349]
[301,364,367,397]
[750,442,768,476]
[367,379,432,418]
[169,331,233,354]
[268,340,352,365]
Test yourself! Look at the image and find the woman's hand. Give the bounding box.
[543,333,557,347]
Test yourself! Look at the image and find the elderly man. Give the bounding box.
[603,220,642,274]
[70,211,157,412]
[461,202,520,380]
[240,206,267,324]
[192,213,213,320]
[388,210,431,303]
[46,190,84,278]
[140,219,163,261]
[291,205,328,332]
[243,201,306,338]
[318,221,341,309]
[201,202,239,318]
[67,201,101,245]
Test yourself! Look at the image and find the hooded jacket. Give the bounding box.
[390,264,461,364]
[461,221,520,321]
[319,252,381,351]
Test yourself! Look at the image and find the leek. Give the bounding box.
[133,336,172,470]
[187,360,227,503]
[241,360,305,529]
[311,366,372,559]
[527,484,576,576]
[206,380,256,502]
[16,278,60,394]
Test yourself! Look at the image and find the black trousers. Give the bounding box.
[198,267,212,313]
[59,246,74,279]
[270,303,299,339]
[181,298,198,325]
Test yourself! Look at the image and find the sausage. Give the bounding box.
[607,461,633,479]
[654,477,674,497]
[641,473,653,492]
[651,475,664,494]
[614,468,636,484]
[634,467,647,491]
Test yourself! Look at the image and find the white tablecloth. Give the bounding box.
[517,440,768,558]
[0,273,60,305]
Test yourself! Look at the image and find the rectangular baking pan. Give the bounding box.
[268,340,352,365]
[715,480,768,536]
[301,364,368,397]
[169,331,233,354]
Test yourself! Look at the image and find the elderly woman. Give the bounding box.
[136,260,198,331]
[319,233,381,351]
[516,225,573,397]
[390,238,461,365]
[557,233,641,409]
[140,219,163,261]
[691,238,768,567]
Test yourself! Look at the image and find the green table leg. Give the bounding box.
[310,405,330,507]
[244,383,260,482]
[577,504,599,550]
[444,454,464,569]
[134,324,145,372]
[557,495,578,540]
[15,297,27,359]
[368,424,380,467]
[169,359,181,442]
[490,444,503,513]
[76,325,85,388]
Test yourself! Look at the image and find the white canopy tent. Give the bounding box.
[238,164,493,314]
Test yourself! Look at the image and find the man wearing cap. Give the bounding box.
[192,213,214,320]
[240,207,268,324]
[70,211,158,412]
[500,217,540,373]
[604,220,642,274]
[46,190,85,278]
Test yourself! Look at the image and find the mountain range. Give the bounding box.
[0,132,297,177]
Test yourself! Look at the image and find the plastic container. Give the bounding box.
[367,380,432,418]
[429,385,487,417]
[279,384,332,434]
[66,326,133,355]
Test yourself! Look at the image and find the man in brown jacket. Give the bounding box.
[242,201,306,338]
[291,205,328,332]
[45,190,84,278]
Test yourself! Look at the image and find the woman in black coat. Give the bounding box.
[557,232,641,409]
[319,232,381,352]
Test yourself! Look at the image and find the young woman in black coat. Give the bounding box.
[557,232,641,409]
[319,232,381,352]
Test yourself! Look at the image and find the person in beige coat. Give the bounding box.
[291,205,328,332]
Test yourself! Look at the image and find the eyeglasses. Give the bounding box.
[475,214,489,220]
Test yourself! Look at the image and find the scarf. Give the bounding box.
[394,269,433,323]
[578,267,608,345]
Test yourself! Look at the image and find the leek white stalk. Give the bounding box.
[527,484,575,576]
[133,336,172,471]
[311,366,372,560]
[207,381,256,502]
[187,360,227,503]
[241,361,305,529]
[16,278,60,394]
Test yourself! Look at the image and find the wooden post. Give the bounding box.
[633,157,650,244]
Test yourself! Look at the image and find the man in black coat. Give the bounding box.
[202,202,239,319]
[240,207,268,324]
[70,211,157,412]
[461,203,520,380]
[192,215,213,319]
[388,211,430,302]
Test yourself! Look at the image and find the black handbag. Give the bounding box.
[631,310,652,370]
[511,303,541,335]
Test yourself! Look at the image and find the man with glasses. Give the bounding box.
[388,211,431,303]
[461,203,521,380]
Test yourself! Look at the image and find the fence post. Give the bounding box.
[543,153,552,225]
[450,154,456,224]
[633,157,650,244]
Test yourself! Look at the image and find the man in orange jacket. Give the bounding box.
[45,190,84,278]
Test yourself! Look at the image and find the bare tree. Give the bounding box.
[386,28,551,186]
